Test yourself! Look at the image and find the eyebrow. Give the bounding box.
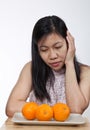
[53,42,63,46]
[39,41,63,48]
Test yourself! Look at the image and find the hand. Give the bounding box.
[65,31,76,65]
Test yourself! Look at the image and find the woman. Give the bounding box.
[6,15,90,117]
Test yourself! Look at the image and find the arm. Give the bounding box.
[65,32,90,114]
[5,62,32,117]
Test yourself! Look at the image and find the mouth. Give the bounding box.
[49,61,62,67]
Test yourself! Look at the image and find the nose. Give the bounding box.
[49,49,58,60]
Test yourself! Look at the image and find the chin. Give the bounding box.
[52,67,62,71]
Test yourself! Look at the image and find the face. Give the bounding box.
[38,33,67,71]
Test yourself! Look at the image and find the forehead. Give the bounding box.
[38,33,65,46]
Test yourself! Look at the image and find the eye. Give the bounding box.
[55,46,62,49]
[41,49,48,52]
[39,46,48,52]
[39,48,48,52]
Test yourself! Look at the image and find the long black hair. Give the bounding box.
[31,15,80,101]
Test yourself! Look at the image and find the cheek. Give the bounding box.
[39,52,48,62]
[59,48,67,58]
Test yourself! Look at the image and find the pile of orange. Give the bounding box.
[35,104,53,121]
[22,102,38,120]
[22,102,70,121]
[53,103,70,121]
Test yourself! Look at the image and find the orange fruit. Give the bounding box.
[22,102,38,120]
[36,104,53,121]
[53,103,70,121]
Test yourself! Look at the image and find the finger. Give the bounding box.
[66,31,75,49]
[67,31,74,43]
[66,36,72,51]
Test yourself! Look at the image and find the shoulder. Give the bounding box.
[80,63,90,79]
[19,61,32,79]
[23,61,32,68]
[80,63,90,73]
[22,61,32,71]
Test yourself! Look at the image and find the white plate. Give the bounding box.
[12,112,86,125]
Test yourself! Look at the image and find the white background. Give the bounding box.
[0,0,90,127]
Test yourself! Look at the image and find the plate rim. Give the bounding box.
[12,112,86,125]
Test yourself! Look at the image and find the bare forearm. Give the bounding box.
[6,100,26,117]
[65,61,87,113]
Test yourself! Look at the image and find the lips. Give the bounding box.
[49,61,61,67]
